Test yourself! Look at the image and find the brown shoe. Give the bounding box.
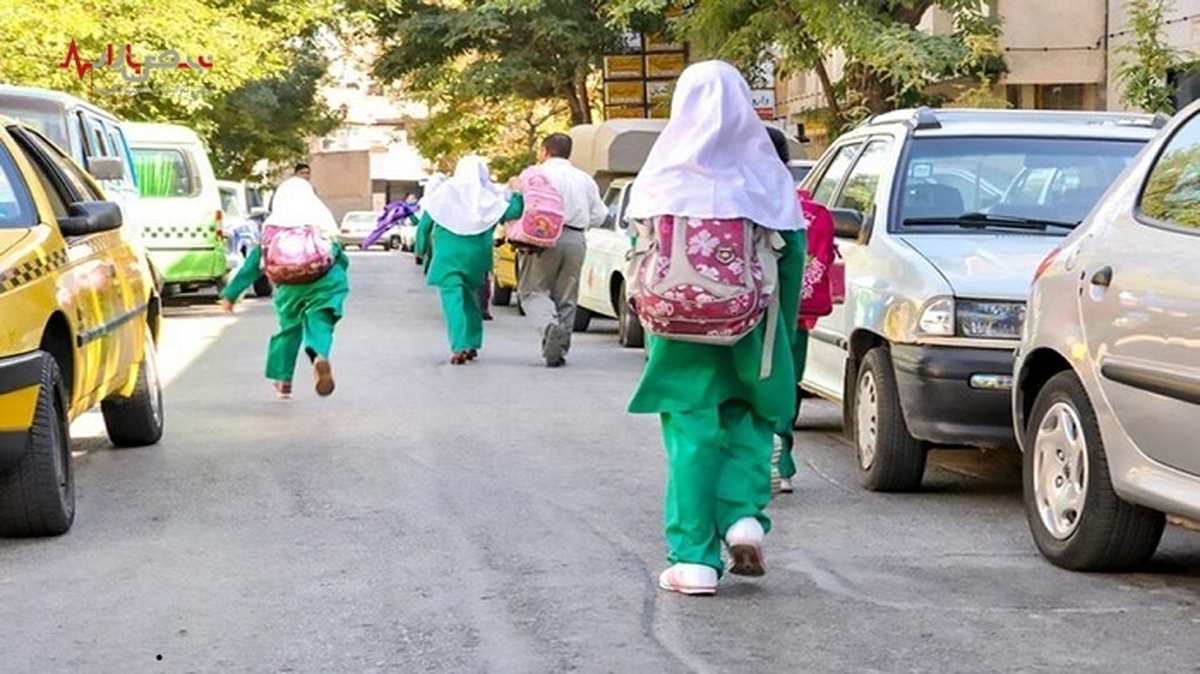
[313,357,335,396]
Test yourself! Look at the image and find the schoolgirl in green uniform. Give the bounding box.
[625,61,808,596]
[415,156,523,364]
[220,177,349,399]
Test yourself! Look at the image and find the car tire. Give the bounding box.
[617,280,644,348]
[1023,370,1165,571]
[854,347,926,492]
[492,279,512,307]
[0,353,74,537]
[573,307,592,333]
[253,275,273,298]
[101,327,165,448]
[388,235,401,251]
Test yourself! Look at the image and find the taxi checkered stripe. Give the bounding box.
[0,249,69,293]
[143,224,217,239]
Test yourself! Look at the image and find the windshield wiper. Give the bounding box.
[902,212,1079,231]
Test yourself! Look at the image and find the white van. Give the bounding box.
[125,122,227,295]
[0,85,142,241]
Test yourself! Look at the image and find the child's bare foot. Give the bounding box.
[313,358,335,396]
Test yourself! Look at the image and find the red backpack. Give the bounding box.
[797,189,843,328]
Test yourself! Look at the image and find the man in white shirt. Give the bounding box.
[518,133,608,367]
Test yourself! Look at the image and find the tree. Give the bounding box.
[607,0,1004,134]
[1115,0,1194,114]
[411,91,569,178]
[357,0,621,125]
[0,0,341,178]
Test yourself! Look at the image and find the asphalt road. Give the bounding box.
[2,250,1198,673]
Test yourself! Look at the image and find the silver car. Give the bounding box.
[1014,101,1200,571]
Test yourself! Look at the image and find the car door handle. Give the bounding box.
[1090,266,1113,288]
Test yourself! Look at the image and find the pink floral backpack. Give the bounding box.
[260,225,335,286]
[629,215,783,377]
[798,189,841,328]
[507,165,565,248]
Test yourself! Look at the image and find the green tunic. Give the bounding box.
[416,196,523,353]
[627,229,806,425]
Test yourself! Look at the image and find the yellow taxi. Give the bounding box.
[492,223,520,308]
[0,117,163,537]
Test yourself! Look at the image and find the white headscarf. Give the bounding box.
[419,156,509,235]
[265,177,339,238]
[625,61,803,231]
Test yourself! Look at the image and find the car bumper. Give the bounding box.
[891,344,1018,450]
[0,352,45,471]
[147,248,228,284]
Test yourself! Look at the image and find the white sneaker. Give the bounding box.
[658,563,718,596]
[725,517,766,577]
[778,477,794,493]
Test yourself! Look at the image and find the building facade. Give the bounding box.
[776,0,1200,149]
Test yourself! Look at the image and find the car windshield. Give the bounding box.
[895,136,1143,233]
[0,140,36,229]
[219,188,244,216]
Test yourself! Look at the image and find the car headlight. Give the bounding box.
[957,300,1026,338]
[918,297,955,336]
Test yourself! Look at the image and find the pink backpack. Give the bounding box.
[507,166,565,248]
[798,189,842,325]
[629,215,783,376]
[260,224,334,285]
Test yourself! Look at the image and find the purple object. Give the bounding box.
[362,201,420,249]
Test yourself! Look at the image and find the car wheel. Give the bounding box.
[617,280,644,348]
[573,306,592,333]
[492,280,512,307]
[0,352,74,537]
[253,275,274,298]
[1023,371,1165,571]
[389,235,401,251]
[101,327,165,447]
[854,347,926,492]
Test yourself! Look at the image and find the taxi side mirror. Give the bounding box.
[59,201,123,236]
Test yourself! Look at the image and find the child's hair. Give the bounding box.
[766,127,789,164]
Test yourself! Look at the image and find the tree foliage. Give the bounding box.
[358,0,621,126]
[0,0,342,179]
[1115,0,1193,114]
[410,89,569,179]
[606,0,1005,134]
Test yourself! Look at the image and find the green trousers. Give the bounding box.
[266,308,337,382]
[661,400,774,573]
[775,329,811,479]
[438,280,484,353]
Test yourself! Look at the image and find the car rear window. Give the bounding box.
[0,139,36,229]
[896,136,1144,232]
[132,147,198,198]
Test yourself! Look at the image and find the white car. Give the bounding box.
[339,210,393,250]
[1013,99,1200,571]
[575,177,644,346]
[799,107,1164,492]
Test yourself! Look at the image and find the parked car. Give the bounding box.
[798,107,1164,492]
[125,122,227,296]
[339,210,391,249]
[217,179,271,297]
[1013,100,1200,571]
[0,115,163,537]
